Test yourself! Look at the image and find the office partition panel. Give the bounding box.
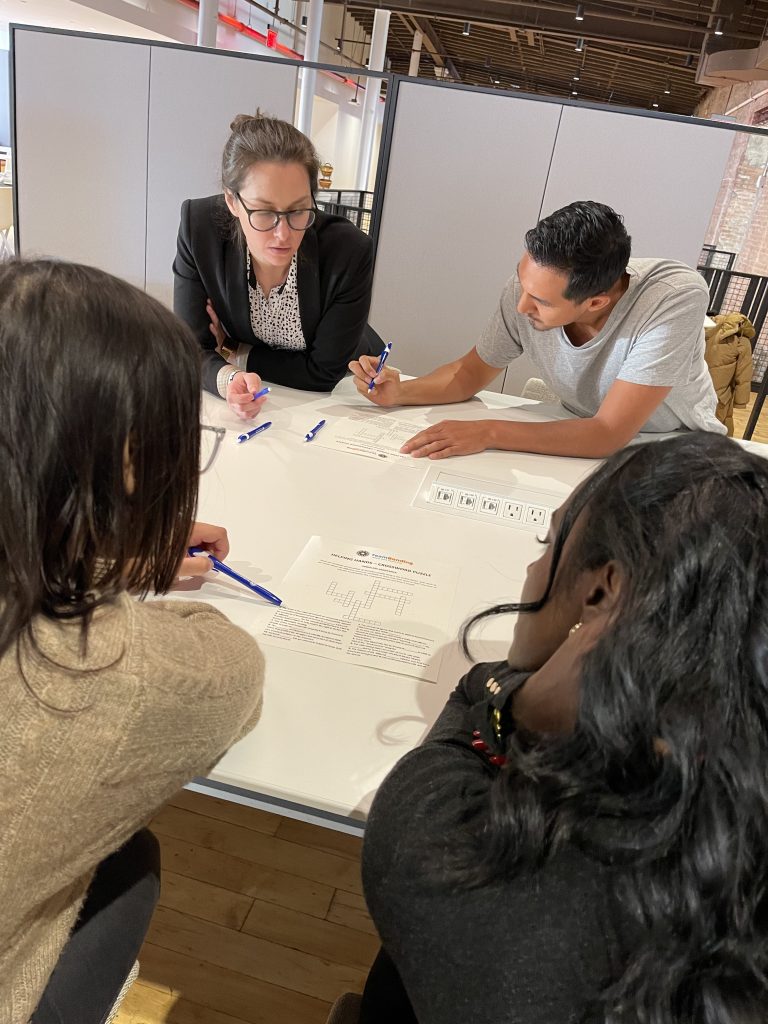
[13,29,150,287]
[539,105,735,268]
[369,81,562,390]
[145,45,298,307]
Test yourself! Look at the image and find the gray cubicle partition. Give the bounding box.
[11,26,297,298]
[145,45,298,307]
[368,81,562,391]
[9,27,749,398]
[369,79,737,396]
[13,30,151,287]
[538,105,734,267]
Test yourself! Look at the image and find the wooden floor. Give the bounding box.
[733,392,768,444]
[115,789,378,1024]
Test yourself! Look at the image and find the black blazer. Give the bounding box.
[173,194,383,394]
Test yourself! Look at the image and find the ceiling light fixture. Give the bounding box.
[575,37,584,52]
[664,80,671,94]
[572,89,578,95]
[575,3,585,21]
[652,100,659,108]
[714,17,724,35]
[349,77,361,105]
[462,22,471,36]
[573,73,580,81]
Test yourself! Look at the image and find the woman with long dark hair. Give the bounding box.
[0,260,264,1024]
[360,431,768,1023]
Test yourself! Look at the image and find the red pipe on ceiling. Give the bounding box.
[176,0,371,93]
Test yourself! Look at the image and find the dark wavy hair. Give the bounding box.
[462,432,768,1023]
[525,200,631,302]
[0,260,201,659]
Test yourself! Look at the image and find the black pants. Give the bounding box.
[31,829,161,1024]
[360,947,419,1023]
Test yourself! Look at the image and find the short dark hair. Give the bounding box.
[524,200,631,302]
[0,259,202,659]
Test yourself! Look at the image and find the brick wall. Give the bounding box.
[696,83,768,384]
[698,83,768,276]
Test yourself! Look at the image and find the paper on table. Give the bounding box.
[259,537,459,682]
[311,412,427,465]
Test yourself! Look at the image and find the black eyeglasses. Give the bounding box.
[236,193,316,232]
[200,424,226,474]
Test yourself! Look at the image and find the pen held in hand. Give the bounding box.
[188,548,282,606]
[252,386,271,401]
[237,421,272,444]
[304,419,326,442]
[368,343,392,392]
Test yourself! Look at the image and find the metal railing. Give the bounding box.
[699,244,738,271]
[698,264,768,439]
[698,265,768,386]
[315,189,374,234]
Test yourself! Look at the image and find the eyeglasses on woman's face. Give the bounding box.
[236,192,317,232]
[200,424,226,474]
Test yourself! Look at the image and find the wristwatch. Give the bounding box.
[226,369,242,389]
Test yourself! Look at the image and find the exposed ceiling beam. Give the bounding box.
[416,15,462,81]
[348,0,764,43]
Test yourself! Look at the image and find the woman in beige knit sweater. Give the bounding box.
[0,260,265,1024]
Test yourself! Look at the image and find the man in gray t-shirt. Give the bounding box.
[349,201,725,460]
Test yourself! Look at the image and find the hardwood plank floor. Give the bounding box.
[115,791,377,1024]
[733,392,768,444]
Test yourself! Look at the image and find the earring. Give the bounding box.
[569,622,583,636]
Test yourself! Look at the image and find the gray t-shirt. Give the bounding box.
[477,258,725,434]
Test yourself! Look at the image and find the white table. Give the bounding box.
[176,382,768,833]
[165,380,599,834]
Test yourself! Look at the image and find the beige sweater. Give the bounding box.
[0,594,264,1023]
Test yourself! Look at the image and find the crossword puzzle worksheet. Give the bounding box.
[259,537,459,682]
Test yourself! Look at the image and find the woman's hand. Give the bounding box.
[226,371,269,421]
[177,522,229,577]
[349,354,404,407]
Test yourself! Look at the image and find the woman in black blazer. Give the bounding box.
[173,112,383,420]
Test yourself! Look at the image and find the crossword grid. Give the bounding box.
[326,578,412,620]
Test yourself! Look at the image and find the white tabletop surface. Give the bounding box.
[170,380,766,827]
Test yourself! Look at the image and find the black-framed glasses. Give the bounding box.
[200,424,226,474]
[236,192,316,232]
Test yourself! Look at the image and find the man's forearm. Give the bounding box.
[489,415,629,459]
[396,360,490,406]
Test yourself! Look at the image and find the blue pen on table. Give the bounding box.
[368,342,392,392]
[188,548,282,606]
[237,420,272,444]
[304,419,326,442]
[252,386,271,401]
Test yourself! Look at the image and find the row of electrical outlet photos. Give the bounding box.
[429,485,552,526]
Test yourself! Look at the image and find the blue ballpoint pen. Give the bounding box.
[304,419,326,442]
[252,386,271,401]
[237,420,272,444]
[188,548,282,606]
[368,343,392,392]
